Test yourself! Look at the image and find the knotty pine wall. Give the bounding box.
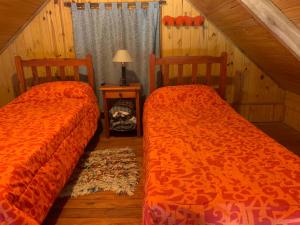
[271,0,300,132]
[0,0,286,122]
[285,92,300,132]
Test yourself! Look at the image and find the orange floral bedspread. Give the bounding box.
[143,85,300,225]
[0,82,99,225]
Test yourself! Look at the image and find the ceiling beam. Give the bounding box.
[238,0,300,61]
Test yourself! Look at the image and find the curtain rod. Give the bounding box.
[63,1,166,8]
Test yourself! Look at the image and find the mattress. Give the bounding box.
[143,85,300,225]
[0,81,99,225]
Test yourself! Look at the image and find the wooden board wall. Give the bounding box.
[188,0,300,96]
[0,0,46,50]
[285,91,300,132]
[271,1,300,131]
[0,0,285,122]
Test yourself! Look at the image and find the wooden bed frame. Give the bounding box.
[149,52,228,98]
[15,54,95,94]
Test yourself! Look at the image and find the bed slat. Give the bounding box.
[31,66,38,85]
[59,66,66,80]
[15,56,26,93]
[74,66,80,81]
[46,67,52,81]
[86,55,95,88]
[178,64,183,84]
[206,63,212,85]
[192,64,198,84]
[219,52,228,98]
[163,64,169,85]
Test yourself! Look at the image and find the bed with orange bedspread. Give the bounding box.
[143,85,300,225]
[0,81,99,225]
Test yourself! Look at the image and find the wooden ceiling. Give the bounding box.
[0,0,46,51]
[189,0,300,95]
[272,0,300,28]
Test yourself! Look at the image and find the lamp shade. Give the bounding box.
[112,49,133,63]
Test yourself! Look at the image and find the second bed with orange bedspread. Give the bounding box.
[143,85,300,225]
[0,82,99,225]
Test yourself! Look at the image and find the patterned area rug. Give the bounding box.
[60,147,139,197]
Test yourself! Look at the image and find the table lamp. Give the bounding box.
[112,49,133,86]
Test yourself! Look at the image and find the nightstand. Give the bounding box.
[100,83,141,138]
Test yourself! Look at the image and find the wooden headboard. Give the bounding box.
[149,52,228,98]
[15,54,95,94]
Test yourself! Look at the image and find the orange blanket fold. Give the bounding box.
[0,82,99,225]
[143,85,300,225]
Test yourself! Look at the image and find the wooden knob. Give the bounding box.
[119,93,123,98]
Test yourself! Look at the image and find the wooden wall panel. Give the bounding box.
[0,0,285,122]
[284,91,300,132]
[0,0,46,50]
[0,0,75,107]
[271,0,300,117]
[189,0,300,95]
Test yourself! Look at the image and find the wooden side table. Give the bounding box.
[100,83,141,138]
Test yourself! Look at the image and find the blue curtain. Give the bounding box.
[71,2,160,100]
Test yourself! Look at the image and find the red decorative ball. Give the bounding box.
[184,16,194,26]
[162,16,175,26]
[193,16,205,26]
[175,16,185,26]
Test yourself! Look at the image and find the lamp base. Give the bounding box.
[120,65,128,86]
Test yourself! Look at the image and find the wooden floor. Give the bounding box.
[43,123,300,225]
[43,134,144,225]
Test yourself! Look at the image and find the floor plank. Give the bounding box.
[51,218,141,225]
[58,208,142,218]
[43,123,300,225]
[43,134,143,225]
